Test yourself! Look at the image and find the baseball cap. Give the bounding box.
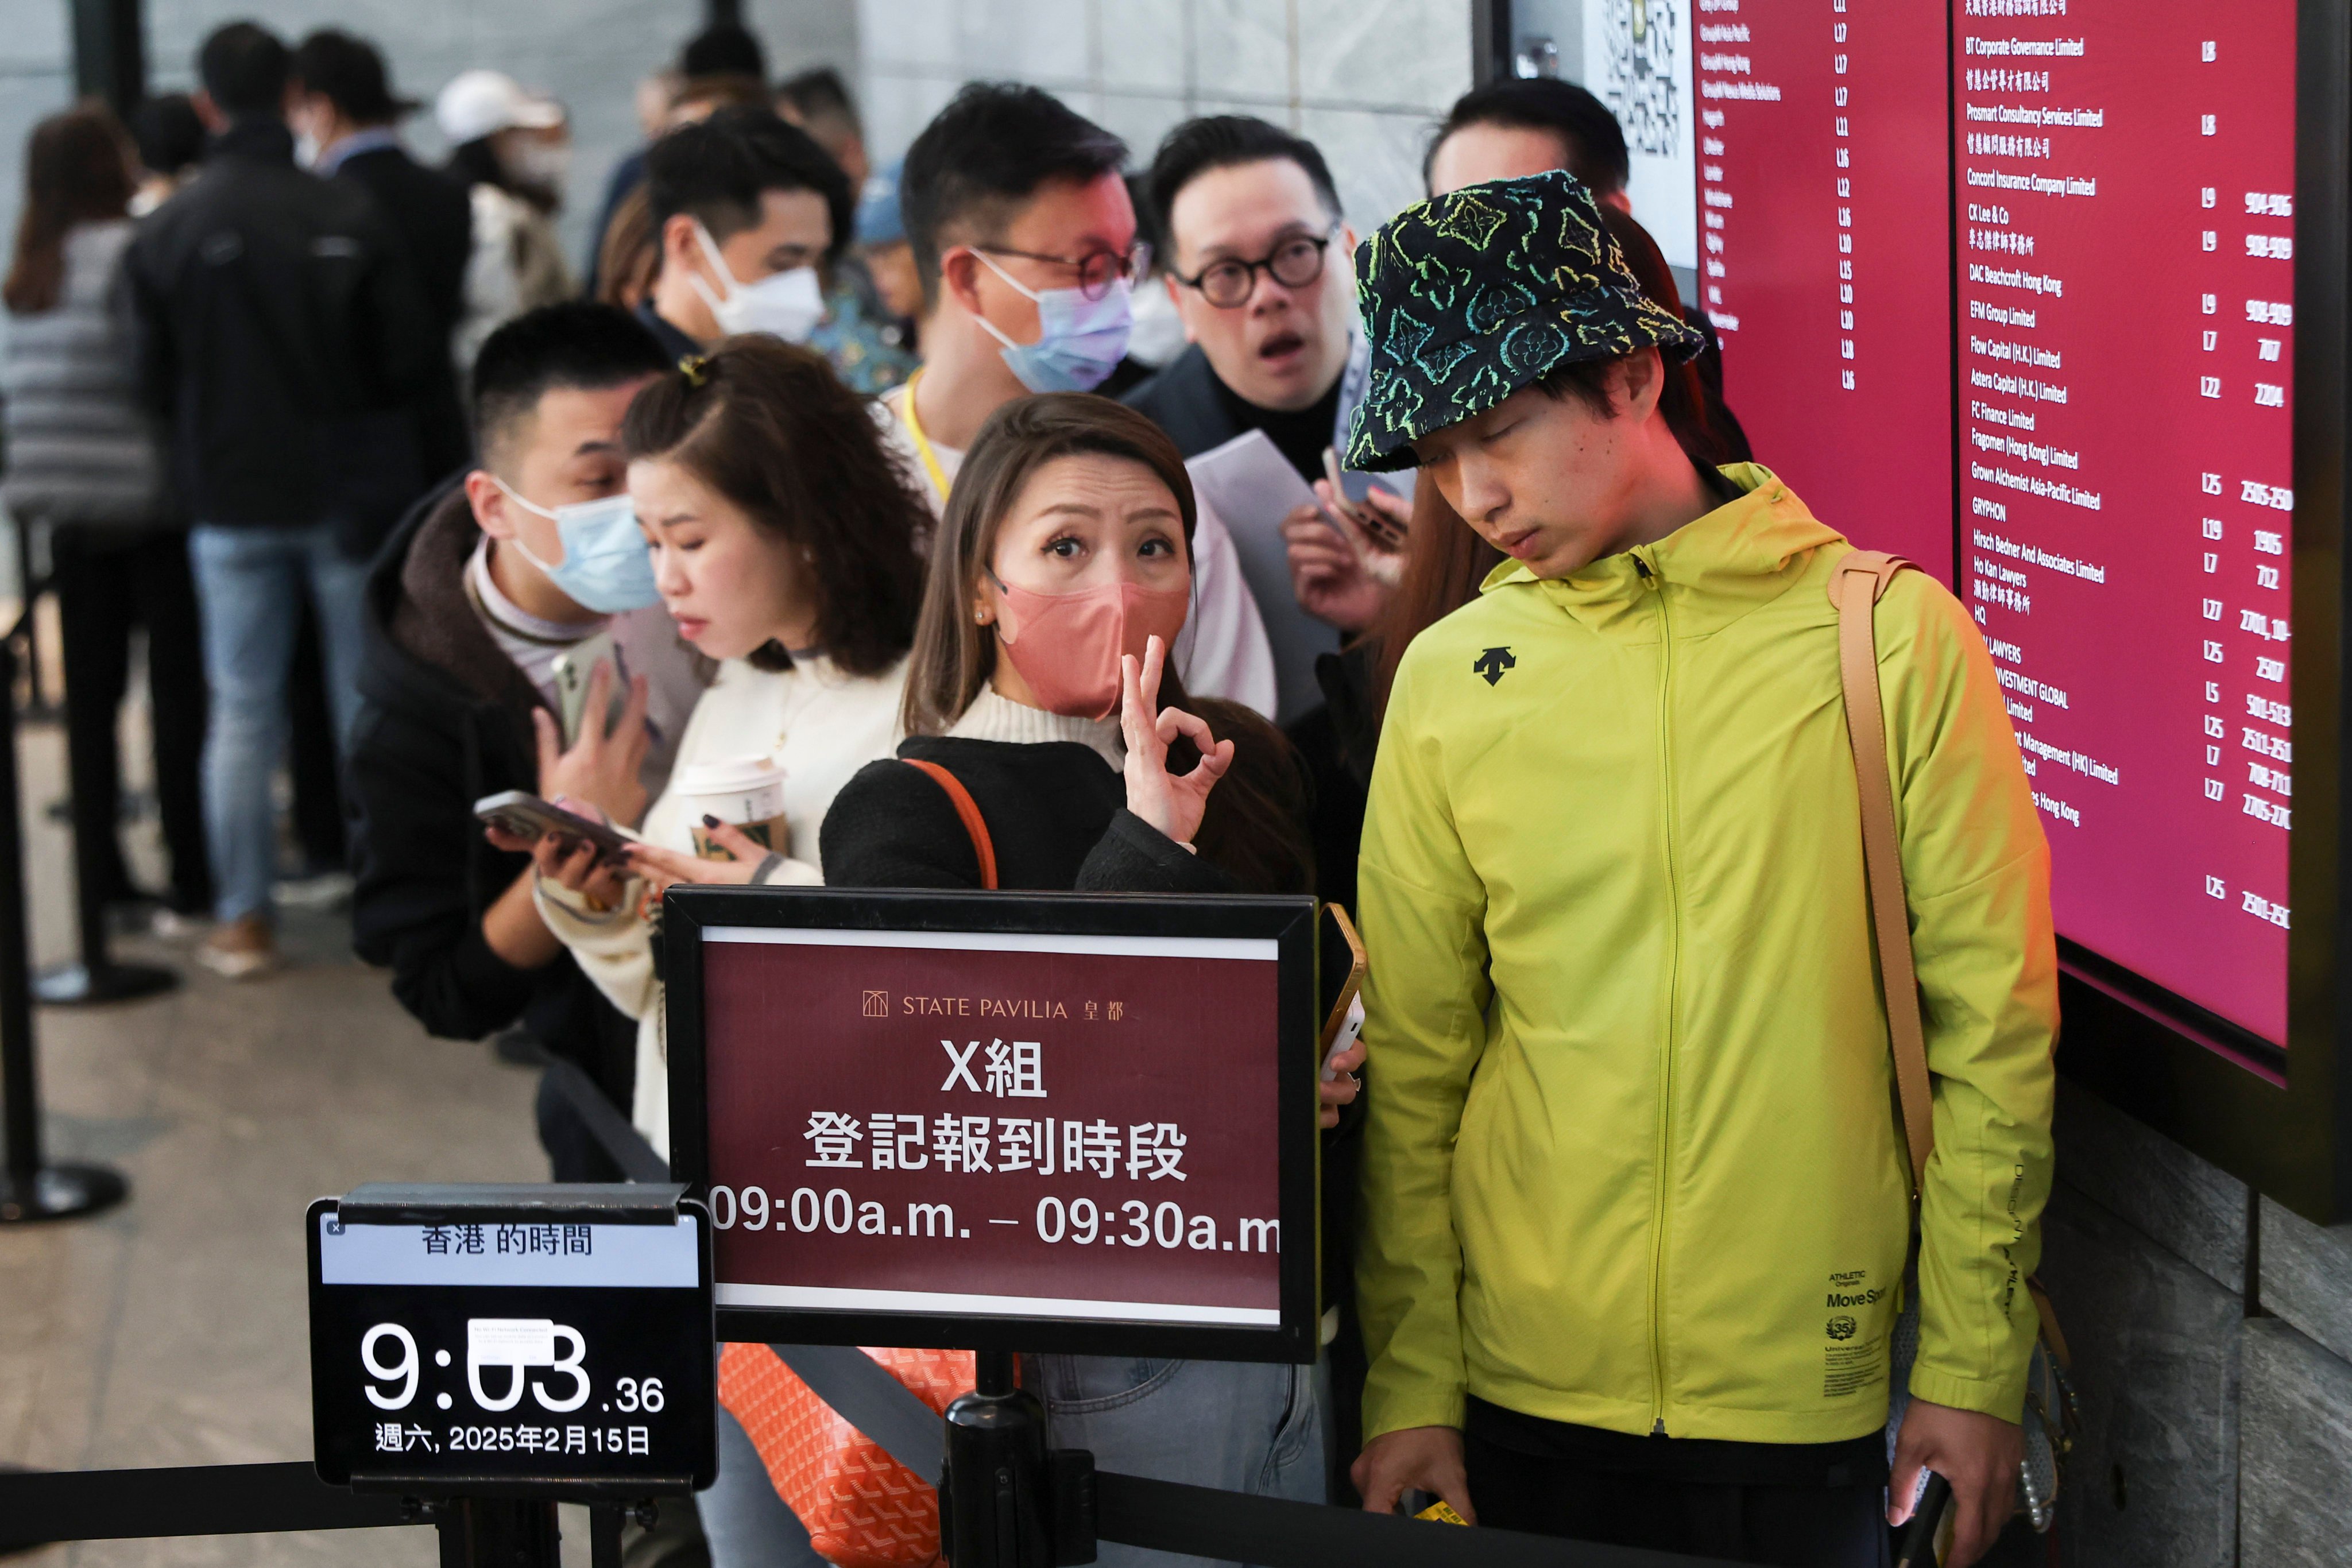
[435,69,564,145]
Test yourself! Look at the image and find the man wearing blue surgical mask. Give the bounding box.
[882,82,1278,719]
[639,106,853,362]
[349,303,706,1180]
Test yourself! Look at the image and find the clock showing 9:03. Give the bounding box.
[306,1187,717,1496]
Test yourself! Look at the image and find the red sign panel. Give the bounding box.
[1949,0,2297,1050]
[698,928,1285,1327]
[1697,0,1956,579]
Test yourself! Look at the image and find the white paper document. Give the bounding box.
[1186,431,1343,725]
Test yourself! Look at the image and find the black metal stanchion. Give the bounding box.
[943,1350,1053,1568]
[34,685,177,1005]
[0,637,126,1222]
[432,1498,561,1568]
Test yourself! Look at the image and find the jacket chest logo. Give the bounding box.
[1473,646,1517,686]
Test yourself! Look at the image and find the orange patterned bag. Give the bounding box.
[717,1342,973,1568]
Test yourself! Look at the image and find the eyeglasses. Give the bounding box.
[1171,230,1336,309]
[972,241,1152,301]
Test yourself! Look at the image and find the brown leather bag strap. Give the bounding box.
[902,758,998,891]
[1828,550,1935,1198]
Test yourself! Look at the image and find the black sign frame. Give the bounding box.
[664,885,1322,1364]
[307,1183,717,1499]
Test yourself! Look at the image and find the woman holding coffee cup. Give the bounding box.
[528,338,928,1153]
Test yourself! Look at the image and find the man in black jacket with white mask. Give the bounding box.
[349,303,705,1179]
[130,21,438,980]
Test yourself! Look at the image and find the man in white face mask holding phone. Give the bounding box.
[882,82,1277,718]
[636,106,853,364]
[349,302,706,1178]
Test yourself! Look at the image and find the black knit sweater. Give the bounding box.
[818,735,1235,896]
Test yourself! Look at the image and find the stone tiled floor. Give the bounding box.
[0,703,564,1563]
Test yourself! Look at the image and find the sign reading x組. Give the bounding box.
[697,927,1285,1329]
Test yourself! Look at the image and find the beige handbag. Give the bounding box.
[1828,551,2078,1533]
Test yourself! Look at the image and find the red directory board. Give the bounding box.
[1696,0,1956,579]
[1950,0,2297,1050]
[694,924,1290,1331]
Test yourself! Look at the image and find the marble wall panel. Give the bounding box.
[2037,1183,2241,1568]
[2052,1078,2249,1292]
[1096,0,1195,96]
[1297,104,1443,230]
[2258,1195,2352,1365]
[860,0,965,74]
[947,0,1096,86]
[1295,0,1475,110]
[1192,0,1298,103]
[2239,1318,2352,1566]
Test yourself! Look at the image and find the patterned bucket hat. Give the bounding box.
[1344,169,1705,471]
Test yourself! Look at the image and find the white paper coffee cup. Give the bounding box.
[673,755,788,860]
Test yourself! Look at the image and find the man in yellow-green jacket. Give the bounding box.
[1343,171,2056,1568]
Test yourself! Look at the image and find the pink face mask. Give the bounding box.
[992,575,1192,719]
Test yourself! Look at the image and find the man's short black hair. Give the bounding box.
[130,94,206,177]
[289,29,405,125]
[679,23,765,80]
[777,67,859,137]
[198,21,291,122]
[900,83,1127,301]
[1427,79,1631,195]
[1147,115,1341,255]
[470,302,671,469]
[643,105,854,263]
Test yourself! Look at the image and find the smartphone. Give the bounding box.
[473,789,632,862]
[1321,447,1409,551]
[551,634,622,747]
[1321,904,1368,1078]
[1894,1473,1952,1568]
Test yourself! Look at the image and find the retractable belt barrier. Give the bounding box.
[0,1454,1733,1568]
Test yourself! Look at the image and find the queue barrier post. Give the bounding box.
[0,634,127,1224]
[431,1496,562,1568]
[941,1348,1096,1567]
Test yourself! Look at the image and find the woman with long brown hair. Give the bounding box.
[3,103,210,919]
[525,336,929,1156]
[814,393,1359,1546]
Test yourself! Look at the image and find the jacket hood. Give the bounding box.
[1482,463,1846,639]
[359,475,542,730]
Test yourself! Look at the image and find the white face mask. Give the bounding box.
[294,131,323,169]
[690,222,825,343]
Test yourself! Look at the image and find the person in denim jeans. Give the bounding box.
[188,526,373,965]
[128,22,438,975]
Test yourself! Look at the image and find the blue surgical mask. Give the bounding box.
[494,479,662,613]
[971,250,1133,393]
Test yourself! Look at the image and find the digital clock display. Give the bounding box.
[307,1201,716,1493]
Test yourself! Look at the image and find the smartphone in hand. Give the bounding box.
[473,789,632,863]
[1321,447,1409,551]
[551,633,624,746]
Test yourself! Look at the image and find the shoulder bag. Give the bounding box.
[1828,551,2079,1534]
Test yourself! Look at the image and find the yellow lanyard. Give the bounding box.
[900,369,953,504]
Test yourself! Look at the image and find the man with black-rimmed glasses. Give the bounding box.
[1125,117,1409,642]
[883,83,1276,719]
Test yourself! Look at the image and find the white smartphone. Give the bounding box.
[551,633,622,746]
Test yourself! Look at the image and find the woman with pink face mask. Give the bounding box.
[821,393,1328,902]
[813,396,1363,1557]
